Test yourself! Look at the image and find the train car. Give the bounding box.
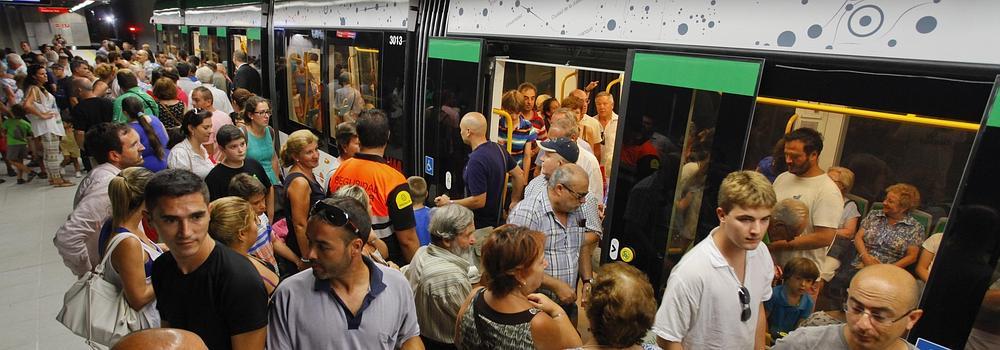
[150,0,187,57]
[270,0,415,188]
[177,0,269,98]
[149,1,1000,347]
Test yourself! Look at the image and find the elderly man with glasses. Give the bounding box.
[508,163,600,326]
[267,196,424,350]
[773,264,923,350]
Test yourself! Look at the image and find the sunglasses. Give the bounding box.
[739,286,751,322]
[309,200,367,243]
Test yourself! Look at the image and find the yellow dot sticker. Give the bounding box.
[395,191,413,209]
[620,247,634,263]
[650,159,660,170]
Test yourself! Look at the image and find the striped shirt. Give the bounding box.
[507,189,589,290]
[497,114,538,166]
[528,111,547,141]
[402,244,480,344]
[248,213,277,272]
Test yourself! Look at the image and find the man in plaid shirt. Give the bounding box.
[507,163,600,326]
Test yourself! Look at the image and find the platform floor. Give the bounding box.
[0,175,90,350]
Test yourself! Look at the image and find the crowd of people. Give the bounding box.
[5,36,987,350]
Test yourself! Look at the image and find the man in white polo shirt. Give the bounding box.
[654,171,777,349]
[267,196,423,350]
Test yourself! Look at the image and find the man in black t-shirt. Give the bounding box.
[146,169,268,350]
[70,77,113,171]
[205,125,273,214]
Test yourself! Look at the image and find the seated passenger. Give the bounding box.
[773,264,923,350]
[402,204,480,349]
[853,184,924,270]
[765,257,819,341]
[208,196,279,296]
[914,232,942,283]
[104,167,161,329]
[267,196,423,349]
[407,175,432,246]
[819,167,866,311]
[455,225,582,350]
[572,262,662,350]
[147,169,268,350]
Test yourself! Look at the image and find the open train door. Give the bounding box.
[911,76,1000,348]
[603,50,765,296]
[420,37,487,201]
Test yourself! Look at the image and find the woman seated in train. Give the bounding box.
[852,183,925,270]
[208,196,279,296]
[455,225,581,350]
[570,262,662,350]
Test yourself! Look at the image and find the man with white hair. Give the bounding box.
[5,53,26,75]
[195,66,234,114]
[402,204,481,348]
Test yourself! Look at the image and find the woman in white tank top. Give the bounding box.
[103,167,162,329]
[21,64,72,187]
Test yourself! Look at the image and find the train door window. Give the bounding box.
[213,28,231,74]
[605,51,763,295]
[192,30,201,58]
[326,31,380,131]
[423,38,484,200]
[380,32,409,173]
[284,30,325,132]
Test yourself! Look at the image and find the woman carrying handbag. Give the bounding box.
[57,167,162,347]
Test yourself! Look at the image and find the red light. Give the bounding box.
[128,26,137,32]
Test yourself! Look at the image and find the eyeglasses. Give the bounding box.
[253,110,272,115]
[560,183,588,202]
[844,299,915,326]
[309,200,366,242]
[739,286,751,322]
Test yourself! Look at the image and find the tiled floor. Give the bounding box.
[0,175,93,350]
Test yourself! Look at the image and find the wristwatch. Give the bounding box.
[583,278,594,285]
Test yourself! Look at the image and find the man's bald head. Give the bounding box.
[72,77,94,97]
[851,264,920,309]
[571,89,587,100]
[112,328,208,350]
[460,112,488,137]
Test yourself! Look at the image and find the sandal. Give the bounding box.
[53,181,75,188]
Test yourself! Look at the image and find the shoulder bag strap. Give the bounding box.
[471,288,495,349]
[94,232,134,275]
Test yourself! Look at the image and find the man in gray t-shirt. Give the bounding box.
[774,264,921,350]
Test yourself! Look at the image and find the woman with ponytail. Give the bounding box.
[104,166,162,328]
[122,96,170,172]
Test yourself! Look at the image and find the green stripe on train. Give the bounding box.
[428,38,481,63]
[631,52,761,96]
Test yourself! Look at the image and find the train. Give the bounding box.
[151,1,1000,347]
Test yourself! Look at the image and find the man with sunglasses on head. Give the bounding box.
[508,163,599,326]
[267,196,423,350]
[654,171,777,349]
[147,169,268,350]
[774,264,922,350]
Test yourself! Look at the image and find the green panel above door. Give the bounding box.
[987,85,1000,128]
[156,24,163,31]
[217,27,227,37]
[631,52,762,96]
[427,38,481,63]
[180,26,188,34]
[200,26,209,35]
[247,28,261,41]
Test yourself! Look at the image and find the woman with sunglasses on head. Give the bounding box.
[455,224,581,350]
[278,129,325,278]
[209,196,279,296]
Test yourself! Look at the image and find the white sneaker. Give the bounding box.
[75,171,83,178]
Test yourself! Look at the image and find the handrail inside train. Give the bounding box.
[757,96,980,132]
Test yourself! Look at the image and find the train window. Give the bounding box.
[285,31,324,131]
[380,32,409,171]
[327,43,379,127]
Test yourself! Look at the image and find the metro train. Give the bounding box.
[151,1,1000,347]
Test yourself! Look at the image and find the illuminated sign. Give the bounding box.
[38,7,68,13]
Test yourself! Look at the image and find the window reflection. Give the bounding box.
[328,45,379,127]
[286,33,323,131]
[423,58,479,199]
